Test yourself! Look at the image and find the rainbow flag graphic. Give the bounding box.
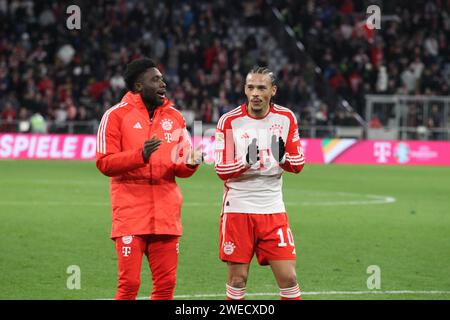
[321,139,357,164]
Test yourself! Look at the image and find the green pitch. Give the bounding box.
[0,160,449,300]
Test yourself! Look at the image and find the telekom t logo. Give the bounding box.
[374,142,391,163]
[122,247,131,257]
[164,132,172,143]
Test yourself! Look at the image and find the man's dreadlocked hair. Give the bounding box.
[247,66,276,85]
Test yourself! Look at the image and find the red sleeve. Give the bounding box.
[95,110,146,177]
[280,114,305,174]
[174,119,199,178]
[175,162,198,178]
[214,119,250,181]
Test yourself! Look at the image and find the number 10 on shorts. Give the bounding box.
[277,228,295,247]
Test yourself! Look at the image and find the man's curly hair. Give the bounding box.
[124,58,156,92]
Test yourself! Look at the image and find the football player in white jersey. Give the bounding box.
[215,67,305,300]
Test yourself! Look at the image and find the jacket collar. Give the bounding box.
[122,91,173,112]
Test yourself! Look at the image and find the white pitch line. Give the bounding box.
[0,195,396,208]
[96,290,450,300]
[0,200,109,207]
[0,179,105,185]
[299,290,450,296]
[171,290,450,298]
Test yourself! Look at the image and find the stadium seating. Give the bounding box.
[0,0,449,140]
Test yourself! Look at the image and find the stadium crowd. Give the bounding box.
[1,0,315,133]
[0,0,449,136]
[274,0,450,127]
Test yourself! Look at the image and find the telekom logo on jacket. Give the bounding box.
[374,142,391,163]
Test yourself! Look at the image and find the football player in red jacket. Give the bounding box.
[96,58,202,300]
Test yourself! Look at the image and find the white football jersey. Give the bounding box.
[215,103,305,214]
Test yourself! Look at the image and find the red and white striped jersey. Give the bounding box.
[215,103,305,214]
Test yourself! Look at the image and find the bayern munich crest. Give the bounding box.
[122,236,133,244]
[269,123,283,136]
[160,118,173,131]
[223,241,236,255]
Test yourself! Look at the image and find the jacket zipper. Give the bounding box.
[148,108,157,232]
[148,108,159,182]
[148,110,154,181]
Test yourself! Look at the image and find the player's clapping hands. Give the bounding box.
[270,135,285,163]
[186,145,204,168]
[246,138,260,165]
[142,135,162,162]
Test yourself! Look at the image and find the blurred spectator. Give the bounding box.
[369,114,383,129]
[424,34,439,57]
[410,57,424,80]
[18,107,31,133]
[201,99,213,123]
[0,102,16,132]
[406,104,424,139]
[315,102,330,137]
[401,66,418,93]
[428,104,444,140]
[30,112,47,133]
[53,103,68,133]
[74,106,91,134]
[56,44,75,65]
[315,103,329,126]
[110,73,126,92]
[67,101,77,121]
[376,66,388,92]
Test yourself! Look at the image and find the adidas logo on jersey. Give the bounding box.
[133,122,142,129]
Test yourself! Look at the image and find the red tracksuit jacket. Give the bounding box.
[96,91,198,239]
